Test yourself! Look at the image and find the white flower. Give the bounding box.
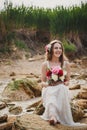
[45,44,51,52]
[52,74,58,81]
[63,70,67,76]
[59,75,65,81]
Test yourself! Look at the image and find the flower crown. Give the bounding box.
[45,44,51,52]
[45,40,62,52]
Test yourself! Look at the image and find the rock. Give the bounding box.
[0,114,8,123]
[26,100,41,109]
[2,78,41,101]
[71,103,85,122]
[80,118,87,124]
[77,74,87,80]
[74,59,82,65]
[2,86,32,101]
[26,100,45,115]
[0,98,12,104]
[69,84,81,90]
[70,63,77,68]
[26,100,42,113]
[0,102,7,110]
[9,106,22,115]
[7,103,15,107]
[28,100,84,122]
[83,113,87,118]
[76,90,87,99]
[82,57,87,66]
[34,101,45,115]
[76,99,87,109]
[81,86,87,91]
[0,116,15,130]
[84,109,87,113]
[21,79,41,97]
[12,114,87,130]
[26,73,36,78]
[26,107,35,112]
[36,78,41,83]
[10,72,16,76]
[70,73,80,78]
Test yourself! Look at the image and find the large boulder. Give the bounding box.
[0,116,15,130]
[75,99,87,109]
[0,101,7,110]
[76,90,87,99]
[71,102,84,122]
[0,114,8,123]
[27,100,84,122]
[9,106,23,115]
[2,78,41,101]
[12,114,87,130]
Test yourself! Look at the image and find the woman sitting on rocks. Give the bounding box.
[41,39,87,126]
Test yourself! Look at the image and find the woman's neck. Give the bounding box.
[51,57,60,63]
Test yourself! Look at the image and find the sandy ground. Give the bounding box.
[0,55,86,100]
[0,56,43,116]
[0,55,44,79]
[0,56,87,130]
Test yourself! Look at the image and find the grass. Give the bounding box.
[63,39,77,53]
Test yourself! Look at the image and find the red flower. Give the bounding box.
[64,79,67,82]
[46,70,52,77]
[58,70,63,76]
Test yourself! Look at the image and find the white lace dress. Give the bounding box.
[41,61,86,126]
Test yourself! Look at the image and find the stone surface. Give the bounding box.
[76,99,87,109]
[0,101,7,110]
[71,103,84,122]
[0,114,8,123]
[77,90,87,99]
[69,84,81,90]
[0,116,15,130]
[9,106,23,115]
[28,100,84,122]
[2,79,41,101]
[12,114,87,130]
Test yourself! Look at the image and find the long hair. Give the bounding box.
[45,40,65,67]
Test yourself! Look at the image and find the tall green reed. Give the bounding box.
[0,2,87,35]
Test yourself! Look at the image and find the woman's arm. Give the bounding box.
[41,61,48,88]
[64,61,71,86]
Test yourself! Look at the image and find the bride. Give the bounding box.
[41,40,87,126]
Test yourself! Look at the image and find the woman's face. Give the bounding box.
[52,43,62,58]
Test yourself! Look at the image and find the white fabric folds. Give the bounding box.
[41,84,87,126]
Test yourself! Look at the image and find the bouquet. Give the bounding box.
[46,66,67,85]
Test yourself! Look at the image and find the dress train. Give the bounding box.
[41,84,87,126]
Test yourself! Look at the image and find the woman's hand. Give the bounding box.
[41,81,48,88]
[64,81,69,86]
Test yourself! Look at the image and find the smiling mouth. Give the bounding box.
[56,52,61,55]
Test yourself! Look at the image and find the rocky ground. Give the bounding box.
[0,55,87,130]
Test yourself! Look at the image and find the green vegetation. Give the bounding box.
[15,40,28,50]
[8,79,38,90]
[8,80,23,90]
[0,45,10,53]
[0,1,87,54]
[0,2,87,34]
[63,39,77,52]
